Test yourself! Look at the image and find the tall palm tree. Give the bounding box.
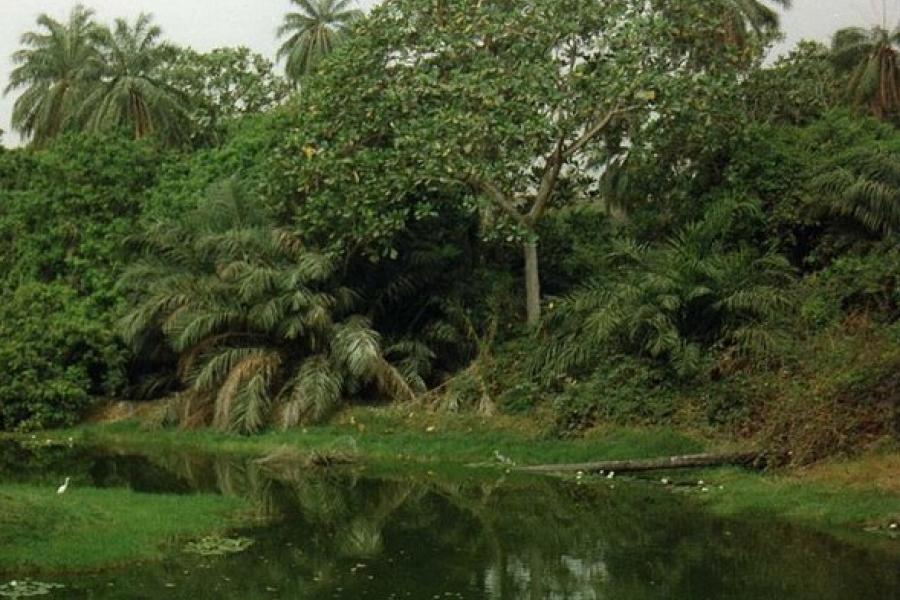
[715,0,793,49]
[79,13,189,142]
[831,25,900,120]
[276,0,363,82]
[4,5,101,146]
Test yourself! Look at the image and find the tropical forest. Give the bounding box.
[0,0,898,598]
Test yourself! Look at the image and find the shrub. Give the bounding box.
[759,320,900,464]
[0,283,125,430]
[549,356,679,435]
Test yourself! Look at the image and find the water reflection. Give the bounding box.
[0,441,897,599]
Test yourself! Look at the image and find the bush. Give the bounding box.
[549,357,679,435]
[0,283,126,431]
[759,320,900,464]
[811,246,900,320]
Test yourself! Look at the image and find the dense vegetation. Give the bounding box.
[1,0,898,466]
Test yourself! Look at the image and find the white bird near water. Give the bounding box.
[493,450,514,466]
[57,477,71,495]
[606,471,615,479]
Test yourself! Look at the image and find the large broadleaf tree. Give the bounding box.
[272,0,754,325]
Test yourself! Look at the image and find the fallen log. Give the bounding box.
[515,451,762,474]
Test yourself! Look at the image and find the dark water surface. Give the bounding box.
[0,440,897,599]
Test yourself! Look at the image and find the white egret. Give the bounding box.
[57,477,71,495]
[493,450,514,466]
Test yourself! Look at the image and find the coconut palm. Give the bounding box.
[4,5,101,146]
[724,0,792,44]
[119,179,416,434]
[659,0,791,52]
[276,0,363,82]
[831,25,900,120]
[79,13,189,142]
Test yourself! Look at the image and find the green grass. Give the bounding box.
[34,407,707,468]
[0,484,249,572]
[692,467,900,529]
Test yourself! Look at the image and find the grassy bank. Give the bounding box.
[687,459,900,534]
[0,484,249,572]
[45,407,712,466]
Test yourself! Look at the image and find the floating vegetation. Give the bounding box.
[184,535,254,556]
[0,580,65,598]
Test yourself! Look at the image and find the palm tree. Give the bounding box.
[4,5,100,146]
[813,142,900,236]
[120,179,416,433]
[79,13,189,142]
[276,0,363,82]
[724,0,792,44]
[537,198,794,379]
[831,25,900,120]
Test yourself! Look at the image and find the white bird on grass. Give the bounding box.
[57,477,71,495]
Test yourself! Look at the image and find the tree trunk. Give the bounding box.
[523,238,541,326]
[515,452,762,474]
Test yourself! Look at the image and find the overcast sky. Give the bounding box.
[1,0,898,147]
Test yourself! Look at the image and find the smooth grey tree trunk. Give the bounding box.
[523,239,541,326]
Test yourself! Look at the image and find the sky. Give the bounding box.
[1,0,898,147]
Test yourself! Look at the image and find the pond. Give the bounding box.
[0,440,897,599]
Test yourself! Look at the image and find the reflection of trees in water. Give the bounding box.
[141,452,708,598]
[134,452,900,600]
[144,451,624,596]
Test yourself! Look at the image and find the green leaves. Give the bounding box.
[0,283,126,431]
[160,47,290,146]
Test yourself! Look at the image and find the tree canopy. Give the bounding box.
[273,0,754,324]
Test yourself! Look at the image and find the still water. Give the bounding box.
[0,441,897,599]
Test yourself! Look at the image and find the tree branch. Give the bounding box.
[463,175,529,228]
[563,105,638,159]
[527,137,566,224]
